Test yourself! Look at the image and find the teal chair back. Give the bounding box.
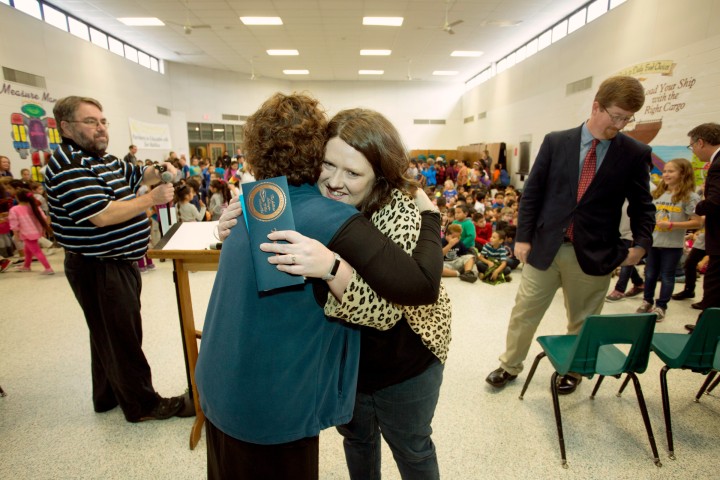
[672,308,720,371]
[548,313,657,377]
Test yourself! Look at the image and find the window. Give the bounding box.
[68,17,90,41]
[552,20,568,43]
[14,0,41,19]
[568,9,586,33]
[538,30,552,51]
[124,44,139,63]
[138,51,151,68]
[108,37,125,57]
[90,28,108,49]
[610,0,627,8]
[525,38,538,58]
[43,4,68,31]
[587,0,608,22]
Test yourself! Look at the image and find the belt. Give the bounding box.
[65,250,135,263]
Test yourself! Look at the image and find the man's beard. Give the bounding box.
[76,132,108,156]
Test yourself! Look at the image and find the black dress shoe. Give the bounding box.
[685,324,696,332]
[671,290,695,300]
[556,375,582,395]
[486,368,518,388]
[691,302,704,310]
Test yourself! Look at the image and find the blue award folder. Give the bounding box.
[241,176,305,292]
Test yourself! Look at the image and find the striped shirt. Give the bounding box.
[44,140,150,260]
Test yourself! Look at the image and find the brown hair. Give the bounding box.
[53,96,103,136]
[687,123,720,146]
[447,223,462,235]
[327,108,416,215]
[243,93,327,185]
[652,158,696,204]
[594,76,645,112]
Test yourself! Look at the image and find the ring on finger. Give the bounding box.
[291,255,296,265]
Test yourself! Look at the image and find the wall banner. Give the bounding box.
[128,118,172,149]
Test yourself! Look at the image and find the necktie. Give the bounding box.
[567,139,599,241]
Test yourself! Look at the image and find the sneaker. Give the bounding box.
[41,269,55,275]
[459,271,478,283]
[625,285,644,297]
[652,306,666,322]
[636,301,653,313]
[138,266,148,273]
[671,290,695,300]
[0,259,10,273]
[133,392,195,422]
[146,263,157,271]
[605,290,626,302]
[13,266,31,272]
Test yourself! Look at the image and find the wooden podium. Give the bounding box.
[148,221,220,449]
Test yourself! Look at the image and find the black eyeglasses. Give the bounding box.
[69,118,110,128]
[600,106,635,125]
[687,140,698,150]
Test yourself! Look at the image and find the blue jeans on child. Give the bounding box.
[643,247,683,309]
[336,361,443,480]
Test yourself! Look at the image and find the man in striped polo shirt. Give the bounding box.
[45,96,193,423]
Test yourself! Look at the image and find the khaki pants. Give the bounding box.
[499,244,611,375]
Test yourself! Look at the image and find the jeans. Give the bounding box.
[613,239,643,292]
[643,247,683,309]
[682,247,706,293]
[337,361,443,480]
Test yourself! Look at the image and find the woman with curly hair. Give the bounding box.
[195,93,442,479]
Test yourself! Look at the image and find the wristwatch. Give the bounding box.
[322,252,342,281]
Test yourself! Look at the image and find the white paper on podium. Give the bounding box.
[162,221,220,251]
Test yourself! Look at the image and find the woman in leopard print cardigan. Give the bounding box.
[264,109,450,480]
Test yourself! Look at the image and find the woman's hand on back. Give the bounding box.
[217,196,242,241]
[413,188,439,214]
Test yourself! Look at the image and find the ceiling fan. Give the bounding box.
[166,1,211,35]
[422,0,463,35]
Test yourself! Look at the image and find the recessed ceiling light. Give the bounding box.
[363,17,403,27]
[433,71,459,76]
[240,17,283,25]
[118,17,165,26]
[267,50,299,56]
[451,51,483,57]
[359,70,384,75]
[283,69,309,75]
[360,50,391,56]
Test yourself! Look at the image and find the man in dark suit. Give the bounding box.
[486,76,656,393]
[685,123,720,331]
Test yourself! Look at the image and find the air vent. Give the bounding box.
[478,112,487,119]
[463,116,474,124]
[414,119,430,124]
[3,67,47,89]
[414,119,446,125]
[157,106,171,116]
[222,114,248,121]
[566,76,593,95]
[429,119,446,125]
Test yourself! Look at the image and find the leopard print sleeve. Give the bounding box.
[323,190,412,330]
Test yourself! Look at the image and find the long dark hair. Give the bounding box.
[210,179,231,203]
[15,188,48,231]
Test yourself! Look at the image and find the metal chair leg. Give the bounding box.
[519,352,546,400]
[628,372,662,467]
[708,374,720,394]
[549,371,568,469]
[590,375,605,399]
[617,374,632,397]
[659,366,675,460]
[695,371,717,402]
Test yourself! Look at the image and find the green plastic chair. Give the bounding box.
[630,308,720,460]
[518,313,661,468]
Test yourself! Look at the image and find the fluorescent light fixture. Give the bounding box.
[359,70,384,75]
[451,51,483,57]
[360,49,391,56]
[118,17,165,26]
[433,70,459,76]
[213,128,225,132]
[363,17,403,26]
[240,17,283,25]
[283,69,309,75]
[267,49,299,56]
